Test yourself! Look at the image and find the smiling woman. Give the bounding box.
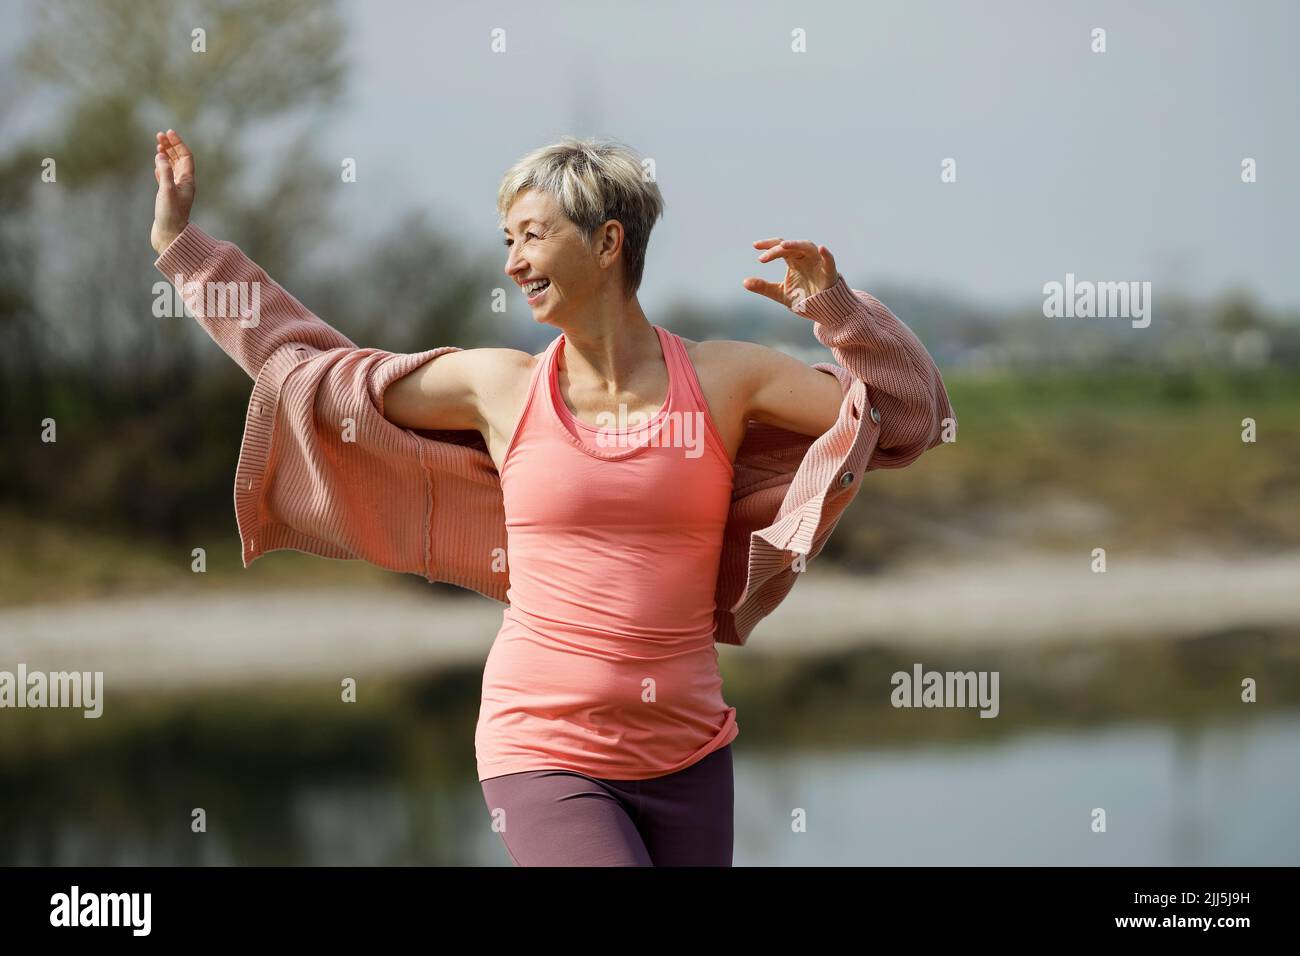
[498,135,664,305]
[148,128,953,868]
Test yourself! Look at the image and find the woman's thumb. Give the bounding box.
[154,153,174,191]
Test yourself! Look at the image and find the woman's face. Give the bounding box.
[503,188,604,324]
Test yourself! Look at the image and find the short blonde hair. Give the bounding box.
[497,136,665,297]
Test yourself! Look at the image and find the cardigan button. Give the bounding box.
[839,471,855,489]
[869,406,881,424]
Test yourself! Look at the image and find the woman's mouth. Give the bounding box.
[524,279,551,304]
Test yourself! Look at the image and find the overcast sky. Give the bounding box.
[7,0,1297,316]
[312,0,1300,316]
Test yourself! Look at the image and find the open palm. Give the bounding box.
[742,238,841,311]
[151,129,196,253]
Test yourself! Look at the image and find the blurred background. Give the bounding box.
[1,0,1298,865]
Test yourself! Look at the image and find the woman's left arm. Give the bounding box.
[742,238,954,468]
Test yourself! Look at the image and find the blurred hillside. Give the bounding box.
[662,281,1300,373]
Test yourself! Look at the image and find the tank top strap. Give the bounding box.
[656,325,706,415]
[654,326,734,475]
[523,334,564,424]
[500,335,563,475]
[534,333,563,397]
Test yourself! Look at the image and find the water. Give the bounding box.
[10,710,1293,866]
[731,712,1300,866]
[5,616,1299,868]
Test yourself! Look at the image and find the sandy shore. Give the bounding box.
[2,552,1297,690]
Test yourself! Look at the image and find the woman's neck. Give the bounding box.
[555,298,662,393]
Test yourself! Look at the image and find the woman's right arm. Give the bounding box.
[152,130,531,442]
[382,348,535,466]
[152,129,356,374]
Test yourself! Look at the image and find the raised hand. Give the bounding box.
[151,129,196,254]
[742,238,841,311]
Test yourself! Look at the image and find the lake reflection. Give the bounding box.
[308,711,1300,866]
[5,701,1297,866]
[731,711,1300,866]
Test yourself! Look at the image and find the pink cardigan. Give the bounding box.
[155,224,954,646]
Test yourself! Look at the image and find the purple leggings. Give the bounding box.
[480,744,734,866]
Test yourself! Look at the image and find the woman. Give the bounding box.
[151,129,951,867]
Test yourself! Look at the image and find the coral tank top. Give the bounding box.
[475,324,740,781]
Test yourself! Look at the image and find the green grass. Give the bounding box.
[0,509,407,607]
[831,367,1300,563]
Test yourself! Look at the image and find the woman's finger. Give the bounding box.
[758,244,811,264]
[164,129,195,183]
[781,239,819,255]
[752,237,784,249]
[818,245,837,277]
[154,152,174,192]
[741,276,788,304]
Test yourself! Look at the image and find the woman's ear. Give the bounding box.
[597,219,624,268]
